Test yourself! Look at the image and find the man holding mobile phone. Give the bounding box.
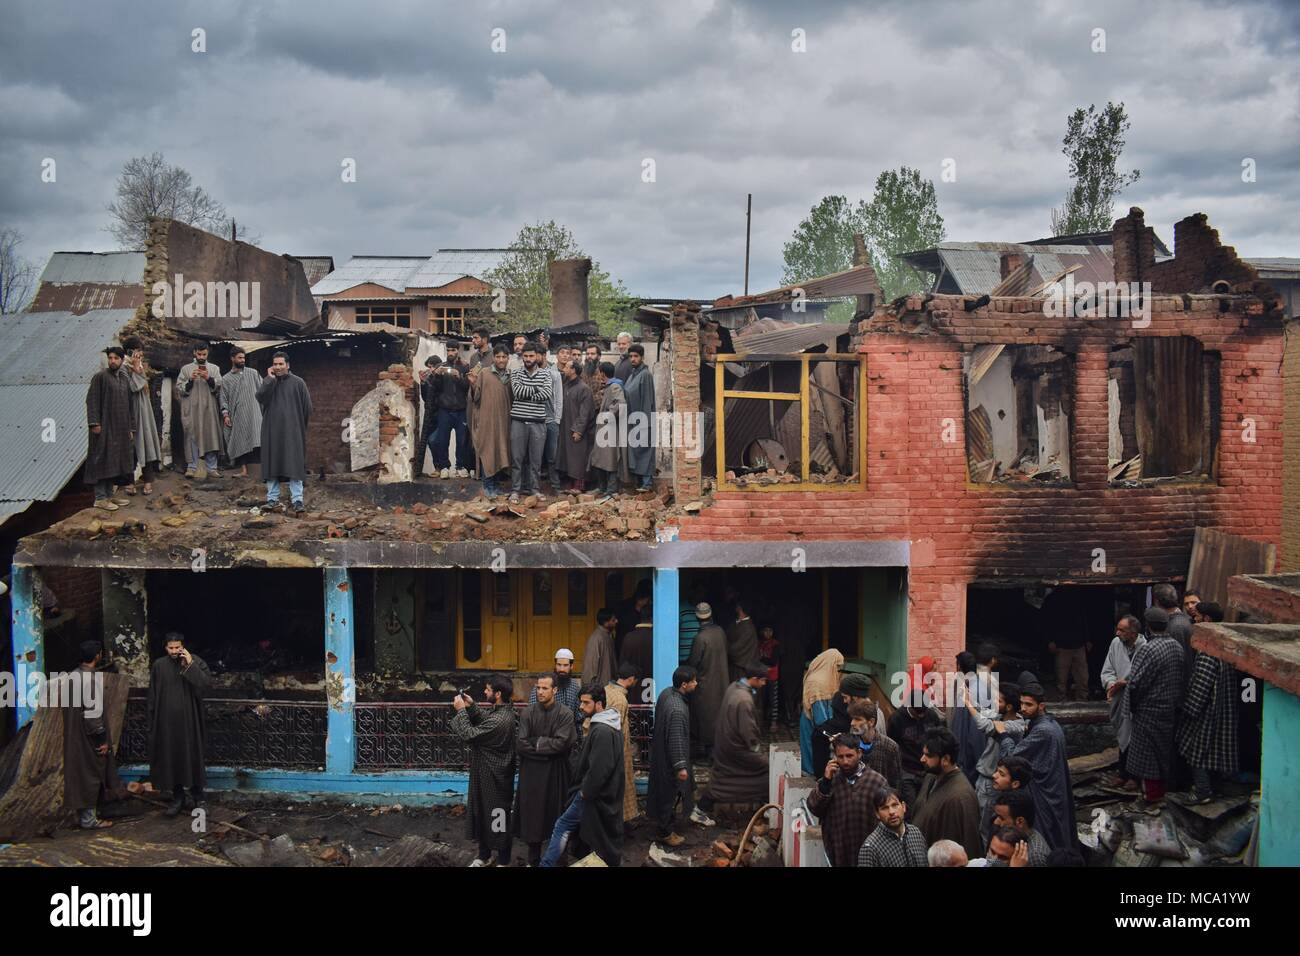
[177,343,227,478]
[148,632,212,818]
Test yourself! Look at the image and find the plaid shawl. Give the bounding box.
[807,761,888,867]
[1123,635,1186,781]
[1176,651,1240,773]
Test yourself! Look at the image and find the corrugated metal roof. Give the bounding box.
[37,251,145,285]
[312,250,516,297]
[405,249,510,289]
[0,500,34,525]
[311,257,428,296]
[903,243,1113,295]
[0,310,135,520]
[713,263,881,309]
[732,321,849,354]
[290,256,335,287]
[0,309,136,384]
[1246,258,1300,279]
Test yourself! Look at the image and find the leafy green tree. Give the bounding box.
[479,220,634,337]
[781,195,862,285]
[781,196,863,322]
[858,166,945,302]
[781,167,945,312]
[1049,101,1141,236]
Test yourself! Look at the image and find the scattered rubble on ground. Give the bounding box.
[1070,748,1257,867]
[721,467,858,488]
[34,471,698,552]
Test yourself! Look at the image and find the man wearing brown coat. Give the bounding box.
[467,345,513,498]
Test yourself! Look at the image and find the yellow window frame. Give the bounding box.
[712,352,867,492]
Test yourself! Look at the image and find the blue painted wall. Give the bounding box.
[10,565,43,729]
[1261,682,1300,866]
[652,568,679,706]
[324,567,356,774]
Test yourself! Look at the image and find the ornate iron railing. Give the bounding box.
[119,697,654,774]
[354,701,655,771]
[120,696,328,769]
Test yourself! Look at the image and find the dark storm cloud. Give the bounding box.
[0,0,1296,300]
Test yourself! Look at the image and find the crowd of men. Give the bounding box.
[59,565,1239,867]
[85,329,655,522]
[421,328,657,501]
[85,341,312,512]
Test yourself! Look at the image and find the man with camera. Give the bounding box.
[450,676,518,867]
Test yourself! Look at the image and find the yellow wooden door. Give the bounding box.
[519,569,602,672]
[481,571,518,670]
[524,570,558,670]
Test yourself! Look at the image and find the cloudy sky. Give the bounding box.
[2,0,1297,299]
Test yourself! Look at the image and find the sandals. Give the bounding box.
[79,818,113,830]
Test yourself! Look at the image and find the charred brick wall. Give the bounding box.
[670,301,703,501]
[677,293,1284,667]
[2,488,102,640]
[1114,207,1276,302]
[1285,318,1300,571]
[272,339,403,475]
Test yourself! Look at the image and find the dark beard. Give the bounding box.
[555,673,571,687]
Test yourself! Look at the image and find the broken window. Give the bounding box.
[707,353,866,489]
[1108,337,1219,482]
[965,345,1073,483]
[144,569,327,679]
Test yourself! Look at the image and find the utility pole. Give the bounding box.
[743,193,752,296]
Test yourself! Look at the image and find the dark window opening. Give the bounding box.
[966,345,1073,483]
[965,583,1151,704]
[1109,337,1219,482]
[461,571,482,663]
[144,569,326,679]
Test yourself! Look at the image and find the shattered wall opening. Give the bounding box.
[143,569,329,690]
[1107,336,1219,482]
[706,353,865,489]
[965,344,1073,483]
[965,582,1150,704]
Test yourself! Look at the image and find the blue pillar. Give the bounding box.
[324,567,355,774]
[10,565,44,730]
[1261,682,1300,866]
[651,568,679,709]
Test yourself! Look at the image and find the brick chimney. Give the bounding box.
[1000,253,1026,280]
[549,257,591,327]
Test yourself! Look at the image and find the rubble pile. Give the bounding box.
[721,467,858,487]
[39,471,699,550]
[1070,752,1257,867]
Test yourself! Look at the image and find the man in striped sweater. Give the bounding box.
[508,341,553,504]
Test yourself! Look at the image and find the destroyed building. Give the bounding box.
[3,208,1289,808]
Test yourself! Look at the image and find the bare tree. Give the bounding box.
[105,152,256,247]
[0,227,39,314]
